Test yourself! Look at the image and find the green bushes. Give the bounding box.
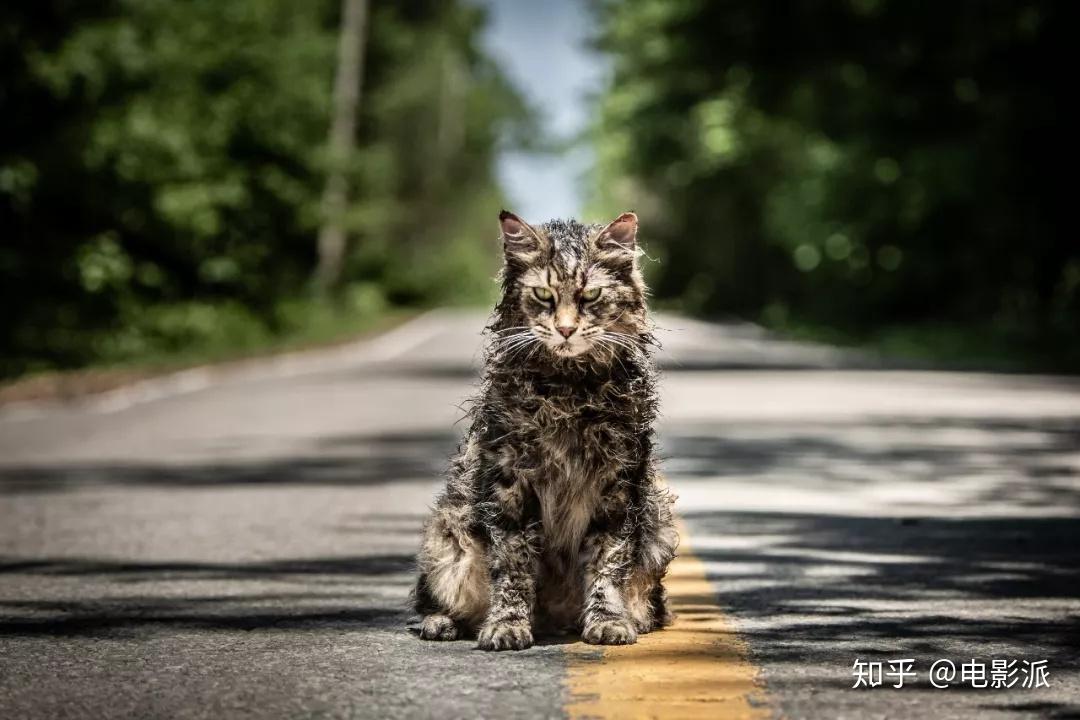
[1,0,527,377]
[590,0,1074,368]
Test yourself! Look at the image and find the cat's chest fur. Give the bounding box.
[499,376,636,555]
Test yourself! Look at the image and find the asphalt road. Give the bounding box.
[1,309,1078,719]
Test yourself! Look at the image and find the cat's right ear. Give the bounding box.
[500,210,546,264]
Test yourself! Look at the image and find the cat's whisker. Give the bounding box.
[604,330,644,345]
[507,341,537,358]
[504,336,540,363]
[603,333,647,359]
[499,331,540,351]
[601,334,635,353]
[591,336,612,359]
[595,337,632,376]
[499,337,534,357]
[494,332,533,348]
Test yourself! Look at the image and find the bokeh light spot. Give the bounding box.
[877,245,903,271]
[873,157,901,184]
[825,233,852,260]
[793,244,822,272]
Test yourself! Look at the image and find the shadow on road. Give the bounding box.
[0,546,422,637]
[0,598,409,637]
[679,508,1080,718]
[685,511,1080,655]
[0,411,1076,692]
[0,553,415,579]
[0,431,460,494]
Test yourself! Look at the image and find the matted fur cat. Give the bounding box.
[413,211,678,651]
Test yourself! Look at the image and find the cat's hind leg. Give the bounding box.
[623,480,679,634]
[624,571,661,634]
[623,574,674,634]
[413,506,490,640]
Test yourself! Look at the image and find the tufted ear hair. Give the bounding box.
[594,211,638,262]
[500,210,547,264]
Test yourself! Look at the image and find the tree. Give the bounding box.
[0,0,535,377]
[315,0,369,294]
[591,0,1073,352]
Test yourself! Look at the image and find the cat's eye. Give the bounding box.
[580,287,602,302]
[532,286,554,302]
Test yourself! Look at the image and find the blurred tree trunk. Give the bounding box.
[314,0,368,293]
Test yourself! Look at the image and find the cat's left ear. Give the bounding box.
[594,212,638,261]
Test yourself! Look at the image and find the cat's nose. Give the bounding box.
[556,325,576,339]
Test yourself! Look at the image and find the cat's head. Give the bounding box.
[494,210,650,360]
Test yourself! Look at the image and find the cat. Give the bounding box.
[412,210,678,651]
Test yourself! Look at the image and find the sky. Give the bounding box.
[474,0,609,222]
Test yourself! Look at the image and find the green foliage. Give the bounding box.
[591,0,1074,363]
[1,0,527,377]
[89,285,397,370]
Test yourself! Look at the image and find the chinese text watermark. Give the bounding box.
[852,658,1050,689]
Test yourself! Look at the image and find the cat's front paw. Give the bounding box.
[582,617,638,645]
[419,614,459,641]
[477,620,533,651]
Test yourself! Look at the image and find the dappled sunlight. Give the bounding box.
[663,413,1080,517]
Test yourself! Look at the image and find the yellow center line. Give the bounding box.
[564,521,770,720]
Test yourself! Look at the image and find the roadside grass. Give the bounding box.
[0,294,418,406]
